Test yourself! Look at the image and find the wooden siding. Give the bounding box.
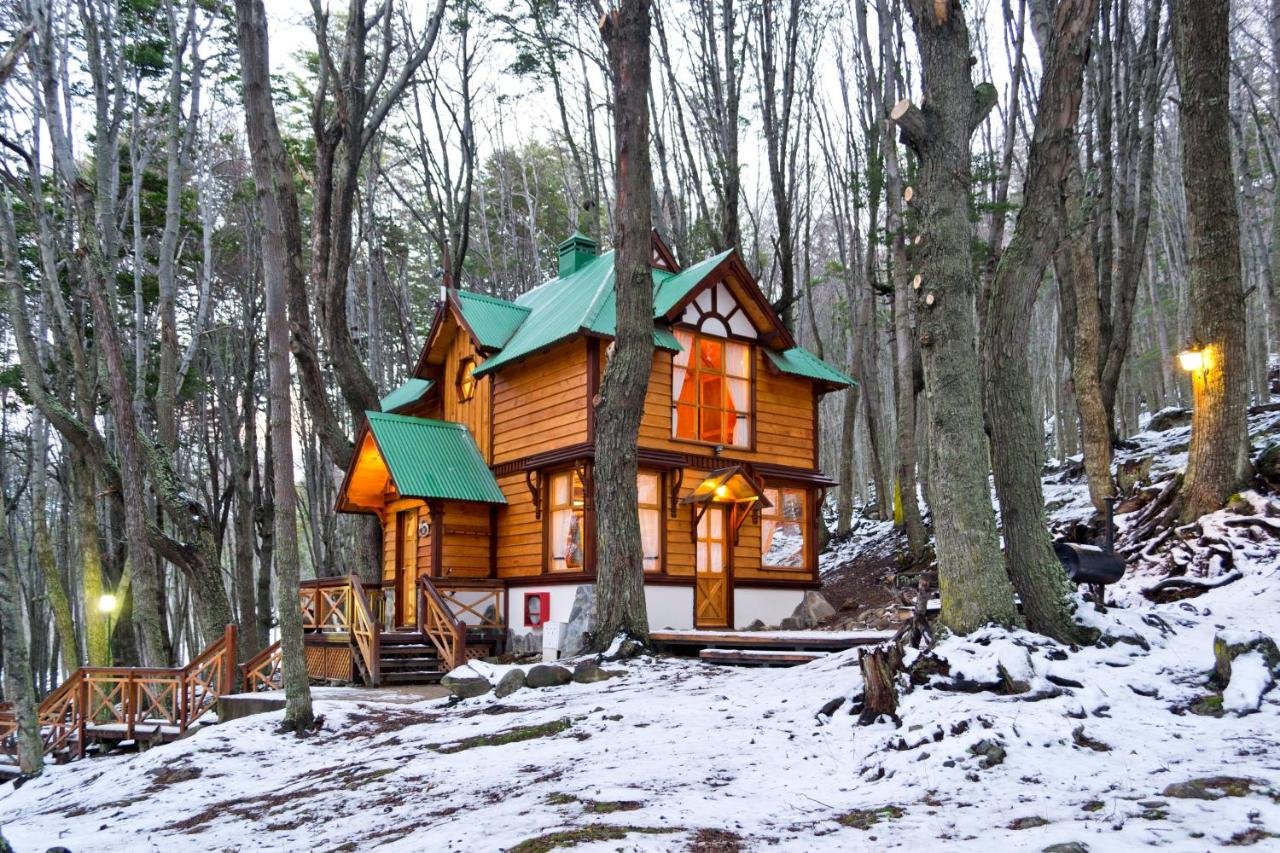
[438,501,492,578]
[495,472,543,578]
[441,326,492,461]
[492,339,588,465]
[639,347,815,468]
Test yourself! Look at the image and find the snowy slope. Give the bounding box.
[4,537,1280,852]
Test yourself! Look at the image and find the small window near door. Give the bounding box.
[524,592,550,627]
[638,471,662,572]
[548,471,585,572]
[761,488,807,569]
[457,357,478,402]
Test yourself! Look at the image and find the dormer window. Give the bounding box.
[457,357,477,402]
[672,328,752,447]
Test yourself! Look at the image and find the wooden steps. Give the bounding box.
[699,648,829,667]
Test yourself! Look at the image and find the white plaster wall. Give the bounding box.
[645,585,694,631]
[507,584,586,650]
[733,588,805,629]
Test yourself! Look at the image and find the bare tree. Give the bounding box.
[894,0,1019,634]
[593,0,654,649]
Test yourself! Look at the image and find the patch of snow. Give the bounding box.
[1223,651,1275,716]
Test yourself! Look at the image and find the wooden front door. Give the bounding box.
[394,509,418,628]
[695,506,729,628]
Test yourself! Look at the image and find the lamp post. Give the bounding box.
[97,593,117,665]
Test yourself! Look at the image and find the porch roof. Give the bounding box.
[379,378,434,413]
[337,413,507,513]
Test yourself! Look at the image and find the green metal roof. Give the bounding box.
[379,378,434,413]
[458,244,851,389]
[652,249,734,316]
[471,251,681,377]
[765,346,857,387]
[453,290,531,350]
[366,412,507,504]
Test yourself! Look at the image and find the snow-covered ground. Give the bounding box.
[5,409,1280,851]
[5,536,1280,851]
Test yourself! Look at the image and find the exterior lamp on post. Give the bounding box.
[98,592,118,665]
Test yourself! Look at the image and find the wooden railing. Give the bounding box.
[348,573,381,686]
[418,576,467,672]
[435,578,506,631]
[242,640,282,692]
[299,576,384,634]
[0,625,236,765]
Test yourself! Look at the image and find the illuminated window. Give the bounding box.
[761,488,807,569]
[457,357,477,402]
[671,329,751,447]
[638,471,662,572]
[548,471,585,572]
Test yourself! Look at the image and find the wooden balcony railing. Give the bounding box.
[0,625,236,765]
[418,576,467,671]
[434,578,506,631]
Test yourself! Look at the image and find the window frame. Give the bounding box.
[638,470,664,573]
[456,356,478,402]
[760,486,810,571]
[545,469,586,573]
[670,328,755,450]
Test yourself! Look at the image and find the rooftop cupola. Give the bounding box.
[558,230,599,278]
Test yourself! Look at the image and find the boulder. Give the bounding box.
[1042,844,1090,853]
[969,738,1006,769]
[572,661,619,684]
[1147,407,1190,432]
[525,664,573,689]
[1213,630,1280,686]
[562,585,597,657]
[440,673,492,700]
[786,590,836,629]
[1256,443,1280,489]
[1115,456,1152,493]
[495,669,526,699]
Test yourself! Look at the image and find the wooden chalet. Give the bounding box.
[294,231,853,686]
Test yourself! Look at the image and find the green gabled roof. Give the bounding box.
[471,251,682,377]
[765,346,858,387]
[453,290,531,350]
[366,412,506,504]
[652,249,734,316]
[379,378,434,413]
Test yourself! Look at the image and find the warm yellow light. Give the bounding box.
[97,593,117,614]
[1178,348,1205,373]
[714,484,730,499]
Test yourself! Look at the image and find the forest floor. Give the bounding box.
[4,411,1280,852]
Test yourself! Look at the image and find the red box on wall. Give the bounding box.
[524,592,550,627]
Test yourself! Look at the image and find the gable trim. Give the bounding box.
[660,251,796,350]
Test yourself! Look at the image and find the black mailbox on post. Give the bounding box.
[1054,496,1127,586]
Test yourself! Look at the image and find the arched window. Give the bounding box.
[456,357,477,402]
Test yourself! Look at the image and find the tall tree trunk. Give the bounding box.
[984,0,1098,643]
[0,497,42,776]
[1170,0,1252,523]
[33,418,80,671]
[593,0,655,650]
[895,0,1019,634]
[233,0,313,729]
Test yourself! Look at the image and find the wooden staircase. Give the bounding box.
[0,626,237,774]
[243,575,507,691]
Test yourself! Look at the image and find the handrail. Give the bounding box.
[0,625,237,766]
[347,574,381,686]
[242,640,282,692]
[417,576,467,671]
[434,578,506,631]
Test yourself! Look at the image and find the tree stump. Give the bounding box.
[858,645,901,726]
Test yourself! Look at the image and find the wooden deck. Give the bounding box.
[650,628,893,659]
